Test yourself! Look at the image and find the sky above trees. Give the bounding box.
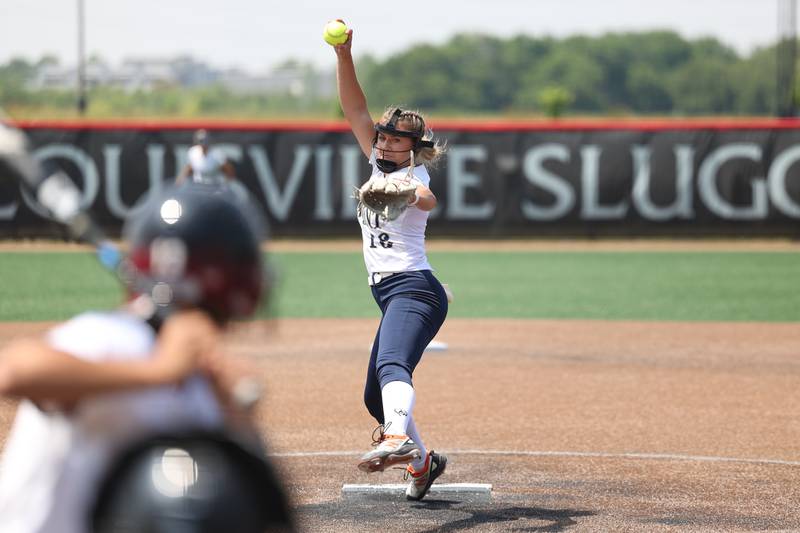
[0,0,784,72]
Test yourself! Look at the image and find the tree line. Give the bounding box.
[358,31,786,117]
[0,31,793,118]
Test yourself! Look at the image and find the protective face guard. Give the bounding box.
[373,109,434,173]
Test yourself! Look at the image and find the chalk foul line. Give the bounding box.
[267,449,800,467]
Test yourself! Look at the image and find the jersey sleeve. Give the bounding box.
[45,312,153,363]
[411,164,431,187]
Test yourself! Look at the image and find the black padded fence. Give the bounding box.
[2,120,799,238]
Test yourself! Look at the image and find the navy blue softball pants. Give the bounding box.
[363,270,449,424]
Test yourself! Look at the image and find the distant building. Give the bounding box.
[29,59,113,90]
[24,56,334,97]
[219,64,334,97]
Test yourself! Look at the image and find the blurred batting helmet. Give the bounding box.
[91,431,293,533]
[121,182,268,325]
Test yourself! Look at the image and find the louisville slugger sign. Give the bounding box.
[2,120,799,237]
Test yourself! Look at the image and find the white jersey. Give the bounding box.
[358,154,433,279]
[0,311,223,533]
[187,144,228,184]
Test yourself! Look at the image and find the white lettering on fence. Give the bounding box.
[631,145,694,221]
[3,138,799,227]
[767,144,800,217]
[698,143,767,220]
[521,143,574,221]
[446,145,494,219]
[580,145,628,220]
[248,145,311,222]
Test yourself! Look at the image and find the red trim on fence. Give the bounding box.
[8,117,800,132]
[8,119,352,132]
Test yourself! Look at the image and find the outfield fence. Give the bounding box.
[3,118,800,237]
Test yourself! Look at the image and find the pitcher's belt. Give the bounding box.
[368,271,399,286]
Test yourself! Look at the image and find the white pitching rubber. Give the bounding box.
[342,483,491,497]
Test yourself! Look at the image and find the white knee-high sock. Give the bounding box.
[406,416,429,471]
[381,381,415,436]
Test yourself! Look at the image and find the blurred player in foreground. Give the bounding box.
[176,129,237,185]
[0,183,292,532]
[331,24,449,501]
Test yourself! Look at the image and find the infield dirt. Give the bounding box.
[0,318,798,531]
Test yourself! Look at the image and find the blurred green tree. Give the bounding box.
[537,85,575,118]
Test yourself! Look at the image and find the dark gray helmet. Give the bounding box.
[121,182,268,324]
[91,431,293,533]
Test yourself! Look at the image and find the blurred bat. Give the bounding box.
[0,116,121,270]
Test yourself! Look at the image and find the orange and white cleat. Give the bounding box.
[404,451,447,501]
[357,425,421,473]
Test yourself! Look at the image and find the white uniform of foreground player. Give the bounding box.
[0,312,222,533]
[0,183,291,532]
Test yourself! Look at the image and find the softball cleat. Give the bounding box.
[357,434,421,473]
[405,451,447,501]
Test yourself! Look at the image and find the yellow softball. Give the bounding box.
[323,20,348,46]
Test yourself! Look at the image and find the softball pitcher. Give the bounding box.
[332,25,449,501]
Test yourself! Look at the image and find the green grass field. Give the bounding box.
[0,250,798,322]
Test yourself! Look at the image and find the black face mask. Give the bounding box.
[372,108,431,173]
[375,153,411,173]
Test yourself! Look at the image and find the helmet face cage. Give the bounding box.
[122,183,268,325]
[372,108,435,173]
[372,108,434,153]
